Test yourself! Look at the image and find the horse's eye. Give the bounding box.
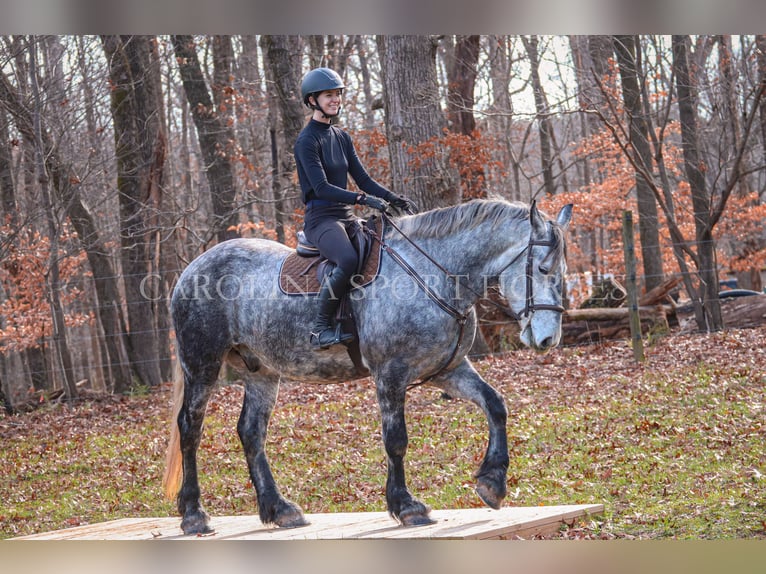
[538,265,550,275]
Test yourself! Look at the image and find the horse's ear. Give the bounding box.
[556,204,573,231]
[529,200,546,234]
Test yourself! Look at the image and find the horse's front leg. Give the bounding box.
[375,373,434,526]
[433,359,509,509]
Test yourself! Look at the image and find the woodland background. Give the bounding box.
[0,35,765,409]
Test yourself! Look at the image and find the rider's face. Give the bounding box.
[313,89,342,116]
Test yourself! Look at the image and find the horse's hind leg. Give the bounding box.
[375,370,434,526]
[432,359,509,509]
[177,361,220,535]
[237,374,308,528]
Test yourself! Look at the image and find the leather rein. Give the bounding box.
[375,211,564,386]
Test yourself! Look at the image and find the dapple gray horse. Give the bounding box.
[163,199,572,535]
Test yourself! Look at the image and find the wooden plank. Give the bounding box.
[12,504,603,540]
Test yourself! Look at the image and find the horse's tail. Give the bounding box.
[162,360,184,501]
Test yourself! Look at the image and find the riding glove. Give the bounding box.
[357,194,389,213]
[388,194,418,213]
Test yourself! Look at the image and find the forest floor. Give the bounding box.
[1,325,765,539]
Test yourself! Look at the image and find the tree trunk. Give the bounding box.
[757,35,766,204]
[172,35,239,244]
[488,36,521,201]
[101,35,165,388]
[0,109,15,218]
[613,35,664,293]
[446,35,480,136]
[259,35,304,244]
[29,36,78,400]
[376,35,458,209]
[355,36,377,130]
[567,35,593,187]
[445,35,485,199]
[521,35,556,197]
[672,35,723,331]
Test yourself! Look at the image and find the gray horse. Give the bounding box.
[163,199,572,535]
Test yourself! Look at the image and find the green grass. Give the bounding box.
[1,328,765,539]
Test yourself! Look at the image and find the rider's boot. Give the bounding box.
[310,267,354,350]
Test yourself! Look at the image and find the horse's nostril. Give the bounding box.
[539,336,553,350]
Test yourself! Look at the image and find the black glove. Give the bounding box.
[357,194,389,213]
[388,194,418,214]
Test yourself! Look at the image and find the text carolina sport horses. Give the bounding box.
[163,199,572,535]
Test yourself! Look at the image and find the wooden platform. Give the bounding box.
[13,504,603,540]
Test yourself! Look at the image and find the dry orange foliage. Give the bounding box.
[0,224,92,353]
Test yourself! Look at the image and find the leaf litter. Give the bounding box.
[1,326,764,539]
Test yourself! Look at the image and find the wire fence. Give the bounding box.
[1,233,765,409]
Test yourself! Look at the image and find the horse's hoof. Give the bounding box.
[274,500,309,528]
[181,512,214,535]
[275,514,310,528]
[476,480,504,510]
[398,502,435,527]
[400,513,436,527]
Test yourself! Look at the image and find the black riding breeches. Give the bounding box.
[303,205,360,277]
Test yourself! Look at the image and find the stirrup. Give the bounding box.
[310,325,354,350]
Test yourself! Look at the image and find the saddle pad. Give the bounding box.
[278,220,383,296]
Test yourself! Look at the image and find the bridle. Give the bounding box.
[503,234,566,320]
[376,210,565,385]
[380,212,565,321]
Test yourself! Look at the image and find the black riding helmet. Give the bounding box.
[301,67,345,117]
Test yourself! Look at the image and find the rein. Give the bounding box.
[374,213,470,386]
[376,211,565,386]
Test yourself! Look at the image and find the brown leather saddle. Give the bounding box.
[278,217,384,377]
[278,217,383,296]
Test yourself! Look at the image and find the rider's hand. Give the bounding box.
[357,194,389,213]
[388,194,418,214]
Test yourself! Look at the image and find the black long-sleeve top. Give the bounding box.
[294,119,392,205]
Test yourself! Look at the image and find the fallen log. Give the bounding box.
[564,305,672,322]
[562,305,670,345]
[639,276,682,306]
[721,294,766,328]
[677,293,766,330]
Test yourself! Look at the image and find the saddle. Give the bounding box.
[278,217,384,378]
[278,217,383,296]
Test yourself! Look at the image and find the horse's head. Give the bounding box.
[499,202,572,353]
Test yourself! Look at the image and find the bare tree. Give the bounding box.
[259,35,304,244]
[28,36,78,399]
[672,35,723,331]
[101,35,166,388]
[521,35,556,197]
[376,35,458,209]
[445,35,485,199]
[0,108,14,218]
[613,35,664,292]
[757,35,766,201]
[172,35,240,244]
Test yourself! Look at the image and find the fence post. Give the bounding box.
[622,210,645,362]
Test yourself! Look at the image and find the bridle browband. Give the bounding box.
[375,210,565,386]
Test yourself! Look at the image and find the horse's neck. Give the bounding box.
[391,222,528,292]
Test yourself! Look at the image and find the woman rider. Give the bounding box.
[294,67,415,350]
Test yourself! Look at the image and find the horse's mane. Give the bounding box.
[395,199,530,240]
[394,198,567,267]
